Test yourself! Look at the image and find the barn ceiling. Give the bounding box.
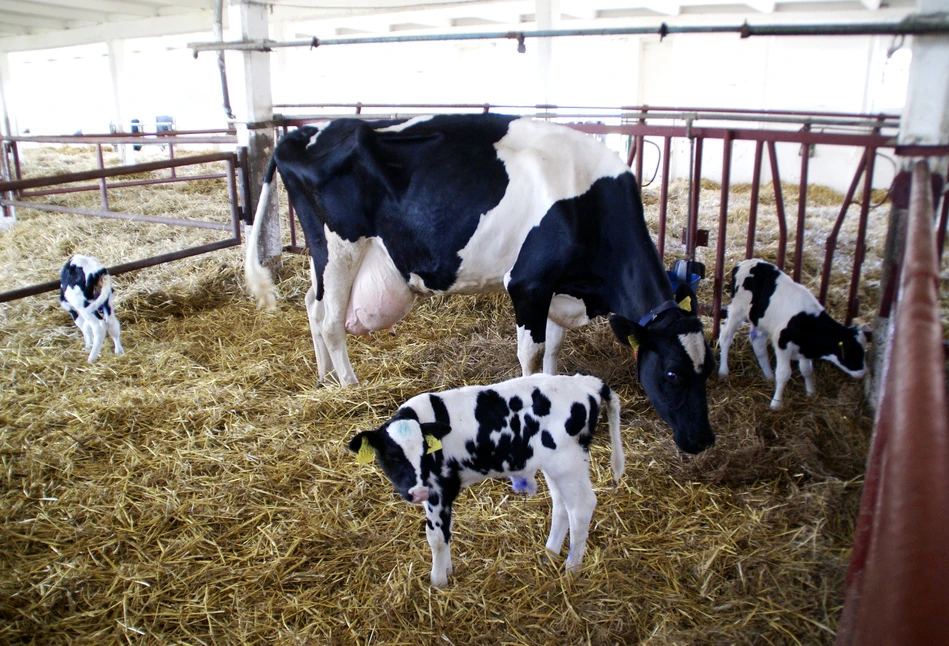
[0,0,920,53]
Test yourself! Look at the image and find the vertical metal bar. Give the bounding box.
[936,190,948,263]
[793,126,811,282]
[634,135,645,191]
[819,150,868,305]
[96,144,109,211]
[0,140,12,220]
[766,141,788,270]
[169,142,177,179]
[746,140,764,260]
[688,137,704,261]
[712,131,733,339]
[12,139,22,185]
[657,136,671,262]
[846,148,877,325]
[226,154,241,240]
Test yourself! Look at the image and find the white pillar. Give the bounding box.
[0,50,15,228]
[230,0,279,262]
[535,0,559,106]
[106,39,130,163]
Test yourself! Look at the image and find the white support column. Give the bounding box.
[106,39,130,164]
[869,0,949,407]
[535,0,559,106]
[0,50,15,229]
[230,0,279,262]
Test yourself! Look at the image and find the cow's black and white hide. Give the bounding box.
[246,114,715,454]
[59,255,124,363]
[718,259,868,409]
[348,373,624,588]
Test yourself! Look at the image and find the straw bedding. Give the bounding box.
[0,145,896,644]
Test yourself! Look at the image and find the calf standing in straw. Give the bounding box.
[59,255,124,363]
[349,373,624,588]
[718,259,868,409]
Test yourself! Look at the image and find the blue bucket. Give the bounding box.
[667,270,701,292]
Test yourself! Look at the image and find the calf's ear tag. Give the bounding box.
[425,435,443,455]
[356,437,375,464]
[838,340,845,358]
[678,297,692,312]
[627,335,640,351]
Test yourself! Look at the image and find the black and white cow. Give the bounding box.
[718,259,868,409]
[348,373,624,587]
[59,255,124,363]
[245,114,715,454]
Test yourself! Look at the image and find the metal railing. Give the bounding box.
[272,103,948,337]
[0,131,245,302]
[835,160,949,645]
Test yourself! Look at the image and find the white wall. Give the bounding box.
[4,16,913,191]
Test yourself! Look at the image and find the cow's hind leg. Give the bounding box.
[305,259,334,383]
[318,232,367,386]
[543,472,570,557]
[85,313,108,363]
[106,309,124,355]
[770,347,794,409]
[555,468,597,573]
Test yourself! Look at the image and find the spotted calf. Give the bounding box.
[719,259,868,409]
[59,255,124,363]
[349,373,624,588]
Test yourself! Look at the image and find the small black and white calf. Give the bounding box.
[59,255,124,363]
[718,259,867,409]
[349,373,624,588]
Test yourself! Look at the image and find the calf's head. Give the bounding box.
[610,286,716,455]
[349,418,450,504]
[825,325,869,378]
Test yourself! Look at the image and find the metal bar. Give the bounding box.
[0,238,240,303]
[713,132,734,339]
[0,199,233,231]
[819,151,868,305]
[688,137,704,261]
[0,152,236,193]
[837,160,949,646]
[169,142,177,179]
[2,134,237,146]
[766,141,788,270]
[746,140,764,259]
[846,148,877,325]
[189,17,949,54]
[937,190,948,264]
[96,144,109,212]
[793,127,811,282]
[20,173,229,199]
[225,156,242,240]
[658,136,671,261]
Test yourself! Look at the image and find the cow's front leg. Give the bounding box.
[425,500,453,588]
[543,320,565,375]
[507,284,552,376]
[799,358,816,396]
[544,295,591,375]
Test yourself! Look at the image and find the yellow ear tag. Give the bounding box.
[678,297,692,313]
[839,340,845,358]
[627,335,640,352]
[356,437,375,464]
[425,435,443,455]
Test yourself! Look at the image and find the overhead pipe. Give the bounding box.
[189,15,949,55]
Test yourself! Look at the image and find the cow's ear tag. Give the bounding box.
[425,435,443,455]
[678,297,692,313]
[357,437,375,464]
[627,335,640,352]
[839,340,845,359]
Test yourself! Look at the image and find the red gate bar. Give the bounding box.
[836,160,949,645]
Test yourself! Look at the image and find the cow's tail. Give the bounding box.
[244,157,279,311]
[603,385,625,484]
[86,271,113,314]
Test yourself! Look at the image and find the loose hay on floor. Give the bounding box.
[0,146,900,644]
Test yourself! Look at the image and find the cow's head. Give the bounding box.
[825,326,869,378]
[609,285,716,454]
[349,417,450,504]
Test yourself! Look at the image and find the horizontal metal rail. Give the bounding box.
[0,147,245,303]
[273,106,948,337]
[190,14,949,54]
[836,160,949,645]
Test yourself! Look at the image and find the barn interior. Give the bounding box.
[1,2,947,645]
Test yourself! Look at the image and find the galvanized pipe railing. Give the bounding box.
[0,148,245,303]
[835,160,949,645]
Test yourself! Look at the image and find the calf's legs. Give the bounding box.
[543,468,597,573]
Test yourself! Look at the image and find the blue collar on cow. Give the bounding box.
[638,300,680,327]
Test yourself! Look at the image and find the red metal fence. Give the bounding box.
[0,131,244,302]
[835,160,949,645]
[275,103,949,337]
